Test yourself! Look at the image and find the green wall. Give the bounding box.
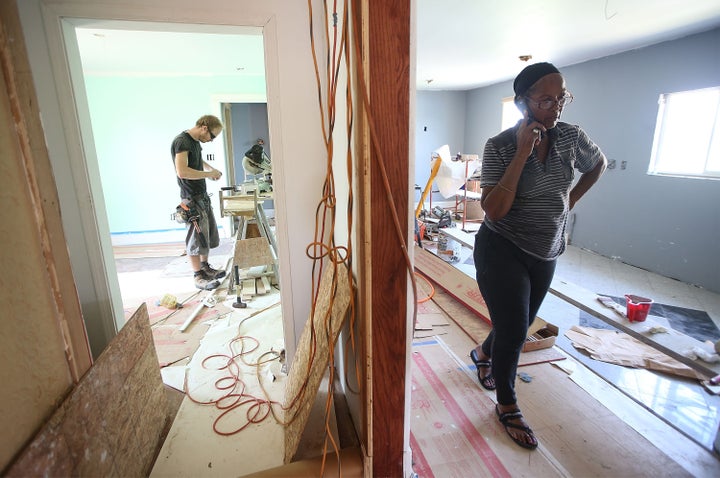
[83,74,266,236]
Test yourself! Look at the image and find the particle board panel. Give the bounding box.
[284,264,351,463]
[234,237,274,270]
[5,303,170,477]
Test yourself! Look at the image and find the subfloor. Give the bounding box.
[447,233,720,452]
[114,235,720,477]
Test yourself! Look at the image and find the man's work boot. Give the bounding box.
[194,270,220,290]
[202,263,227,280]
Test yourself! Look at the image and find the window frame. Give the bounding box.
[648,86,720,180]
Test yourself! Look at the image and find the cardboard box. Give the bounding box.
[522,318,559,352]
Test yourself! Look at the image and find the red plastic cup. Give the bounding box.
[625,294,653,322]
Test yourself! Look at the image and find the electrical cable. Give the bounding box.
[415,271,435,304]
[187,1,415,471]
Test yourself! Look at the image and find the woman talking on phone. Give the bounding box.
[468,62,607,449]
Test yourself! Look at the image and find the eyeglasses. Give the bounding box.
[207,126,217,141]
[525,92,574,110]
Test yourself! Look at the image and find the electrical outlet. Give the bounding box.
[621,160,627,170]
[607,159,616,169]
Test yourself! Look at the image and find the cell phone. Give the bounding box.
[526,111,542,138]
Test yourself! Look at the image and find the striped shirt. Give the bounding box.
[480,121,605,260]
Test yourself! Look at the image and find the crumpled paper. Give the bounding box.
[565,325,703,380]
[432,144,480,198]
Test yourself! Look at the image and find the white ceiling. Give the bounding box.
[75,21,265,79]
[74,1,720,90]
[417,0,720,90]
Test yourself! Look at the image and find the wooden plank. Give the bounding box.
[284,263,351,463]
[365,1,411,475]
[438,227,475,248]
[550,279,720,377]
[413,245,490,323]
[261,275,272,293]
[242,278,257,296]
[5,303,170,477]
[255,276,267,294]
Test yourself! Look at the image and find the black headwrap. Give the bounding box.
[513,62,560,98]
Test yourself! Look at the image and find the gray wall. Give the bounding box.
[231,103,270,185]
[421,28,720,292]
[415,90,467,204]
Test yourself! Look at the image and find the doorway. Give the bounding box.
[67,19,280,354]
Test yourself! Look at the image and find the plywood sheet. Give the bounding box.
[283,264,351,463]
[410,340,557,476]
[414,245,490,323]
[234,237,273,270]
[129,295,233,367]
[5,303,170,477]
[410,336,692,477]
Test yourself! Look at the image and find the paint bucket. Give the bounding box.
[625,294,653,322]
[437,235,461,263]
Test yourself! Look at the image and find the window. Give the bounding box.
[648,86,720,179]
[501,96,522,131]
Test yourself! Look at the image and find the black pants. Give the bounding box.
[474,224,556,405]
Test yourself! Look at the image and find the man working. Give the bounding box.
[171,114,226,290]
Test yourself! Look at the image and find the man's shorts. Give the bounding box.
[184,194,220,256]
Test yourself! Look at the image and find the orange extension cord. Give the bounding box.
[181,4,422,476]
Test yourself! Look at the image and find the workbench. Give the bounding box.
[219,189,273,218]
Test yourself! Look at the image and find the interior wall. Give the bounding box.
[0,0,90,470]
[82,75,265,237]
[230,103,270,185]
[414,90,466,206]
[460,27,720,292]
[0,58,75,475]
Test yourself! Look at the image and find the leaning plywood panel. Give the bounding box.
[4,303,171,477]
[284,263,351,463]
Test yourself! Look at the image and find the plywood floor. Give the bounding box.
[115,239,720,476]
[410,286,720,477]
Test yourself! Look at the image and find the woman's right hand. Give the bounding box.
[517,111,544,157]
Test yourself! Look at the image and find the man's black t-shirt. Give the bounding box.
[170,131,206,199]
